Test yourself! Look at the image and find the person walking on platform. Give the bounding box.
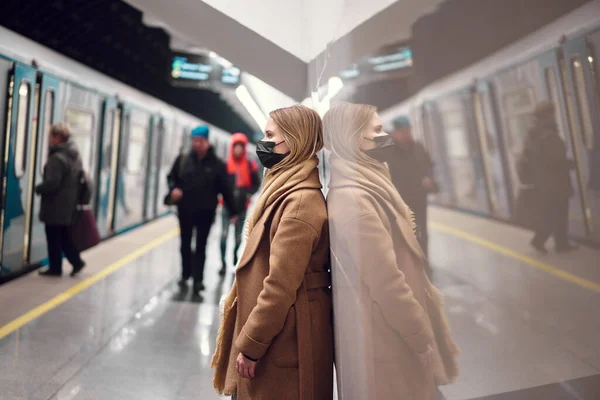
[219,133,261,276]
[323,102,459,400]
[211,105,333,400]
[36,123,86,277]
[376,115,437,260]
[166,125,238,293]
[519,102,578,254]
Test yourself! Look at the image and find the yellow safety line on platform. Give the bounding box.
[431,221,600,294]
[0,228,179,340]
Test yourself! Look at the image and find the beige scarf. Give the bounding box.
[328,155,425,263]
[211,157,321,394]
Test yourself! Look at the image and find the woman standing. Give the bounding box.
[323,102,459,400]
[219,133,261,276]
[212,105,333,400]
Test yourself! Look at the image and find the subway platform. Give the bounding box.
[0,207,599,400]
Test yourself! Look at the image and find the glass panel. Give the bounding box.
[126,123,146,174]
[480,89,511,219]
[559,59,589,238]
[572,57,594,151]
[14,82,30,178]
[437,94,488,213]
[40,91,55,172]
[29,89,56,265]
[65,108,94,172]
[545,68,567,140]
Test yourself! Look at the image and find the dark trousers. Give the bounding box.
[178,209,215,284]
[220,208,247,266]
[45,224,84,273]
[532,196,569,248]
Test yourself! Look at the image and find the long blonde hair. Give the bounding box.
[322,102,380,168]
[267,105,324,175]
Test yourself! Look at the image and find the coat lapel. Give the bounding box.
[236,201,278,271]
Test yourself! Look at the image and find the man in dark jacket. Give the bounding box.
[36,123,86,277]
[167,125,238,293]
[522,102,578,254]
[377,116,437,259]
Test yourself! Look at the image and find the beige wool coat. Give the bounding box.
[212,161,334,400]
[327,156,459,400]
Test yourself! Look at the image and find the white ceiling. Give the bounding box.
[198,0,397,62]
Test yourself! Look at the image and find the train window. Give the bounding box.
[127,122,147,174]
[544,68,566,140]
[65,108,94,171]
[572,57,594,150]
[503,87,535,153]
[40,90,55,173]
[14,82,31,179]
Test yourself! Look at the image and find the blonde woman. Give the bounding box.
[212,105,333,400]
[323,102,459,400]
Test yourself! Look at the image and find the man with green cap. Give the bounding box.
[166,125,238,294]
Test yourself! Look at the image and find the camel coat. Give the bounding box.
[213,167,334,400]
[327,161,459,400]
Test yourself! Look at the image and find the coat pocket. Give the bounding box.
[267,306,298,368]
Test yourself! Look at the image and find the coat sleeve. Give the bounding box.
[235,216,318,360]
[167,155,182,191]
[35,155,66,195]
[337,211,434,353]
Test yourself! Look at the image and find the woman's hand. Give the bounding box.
[236,353,256,379]
[418,344,435,369]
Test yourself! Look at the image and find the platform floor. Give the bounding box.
[0,207,599,400]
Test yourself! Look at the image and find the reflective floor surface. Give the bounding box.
[0,208,599,400]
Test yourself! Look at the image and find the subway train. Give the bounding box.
[0,26,256,282]
[381,2,600,246]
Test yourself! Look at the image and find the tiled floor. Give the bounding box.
[1,208,599,400]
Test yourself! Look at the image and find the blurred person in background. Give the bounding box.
[519,101,578,254]
[36,123,86,277]
[212,105,333,400]
[219,133,261,276]
[166,125,238,294]
[377,116,437,260]
[324,102,458,400]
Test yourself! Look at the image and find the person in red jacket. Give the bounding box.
[220,133,261,276]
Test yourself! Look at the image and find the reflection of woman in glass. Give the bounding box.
[323,102,459,399]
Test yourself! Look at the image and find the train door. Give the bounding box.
[144,115,162,220]
[538,50,589,238]
[96,98,120,238]
[472,83,512,219]
[561,36,600,241]
[421,102,455,207]
[0,64,36,275]
[114,106,149,232]
[28,73,60,265]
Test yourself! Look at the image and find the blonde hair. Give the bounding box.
[323,102,379,167]
[49,123,71,141]
[267,105,324,174]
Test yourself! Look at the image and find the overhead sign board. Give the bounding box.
[169,52,241,89]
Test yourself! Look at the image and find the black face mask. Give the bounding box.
[256,140,289,169]
[363,134,394,159]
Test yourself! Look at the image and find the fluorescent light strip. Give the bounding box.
[236,85,268,131]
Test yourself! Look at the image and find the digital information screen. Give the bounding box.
[339,45,413,82]
[169,52,241,88]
